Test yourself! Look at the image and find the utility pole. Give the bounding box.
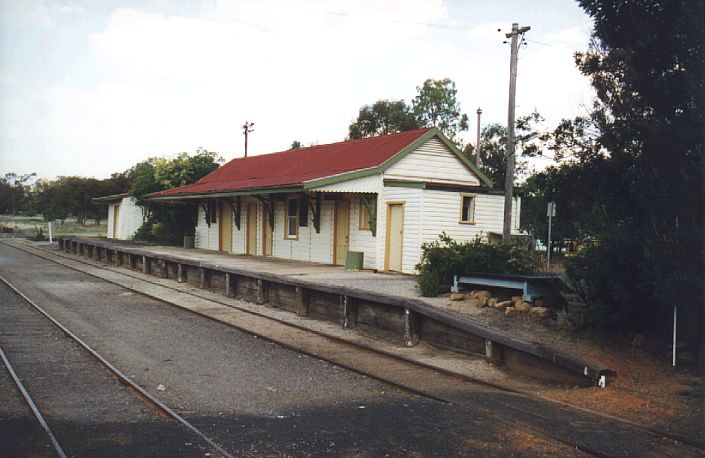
[502,22,530,243]
[242,121,255,157]
[475,107,482,166]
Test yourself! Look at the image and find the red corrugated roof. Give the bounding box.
[151,128,433,197]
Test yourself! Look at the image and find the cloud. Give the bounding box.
[0,0,83,28]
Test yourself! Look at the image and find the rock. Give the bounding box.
[631,334,646,347]
[494,300,512,311]
[529,306,551,318]
[532,299,545,307]
[505,307,521,318]
[487,297,497,308]
[450,293,465,301]
[515,300,532,312]
[473,290,492,299]
[511,295,523,304]
[156,384,165,391]
[467,298,484,308]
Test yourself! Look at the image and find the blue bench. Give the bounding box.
[451,272,562,302]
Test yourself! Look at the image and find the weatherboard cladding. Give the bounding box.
[152,128,434,197]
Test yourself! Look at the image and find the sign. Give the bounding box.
[547,201,556,217]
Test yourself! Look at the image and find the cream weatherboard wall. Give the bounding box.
[384,137,481,185]
[106,197,143,240]
[420,190,521,245]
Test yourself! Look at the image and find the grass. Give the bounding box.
[0,215,106,238]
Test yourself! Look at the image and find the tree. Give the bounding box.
[290,140,303,149]
[473,111,544,187]
[129,149,223,245]
[0,172,35,214]
[348,100,418,140]
[563,0,704,346]
[412,78,469,142]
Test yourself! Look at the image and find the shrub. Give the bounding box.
[415,233,541,297]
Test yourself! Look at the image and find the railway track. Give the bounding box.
[0,274,234,458]
[2,240,703,457]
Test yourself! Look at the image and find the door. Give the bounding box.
[112,204,120,239]
[385,203,404,272]
[262,206,273,256]
[246,203,257,255]
[219,201,233,253]
[333,201,350,265]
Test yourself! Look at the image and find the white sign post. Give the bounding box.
[546,201,556,269]
[48,222,53,243]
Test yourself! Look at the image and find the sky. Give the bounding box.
[0,0,596,180]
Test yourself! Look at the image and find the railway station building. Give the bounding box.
[147,127,521,273]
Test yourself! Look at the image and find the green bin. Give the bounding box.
[345,251,364,271]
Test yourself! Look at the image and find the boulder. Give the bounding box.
[494,300,512,311]
[529,306,551,318]
[473,290,492,301]
[505,307,521,318]
[511,295,523,304]
[450,293,465,301]
[515,300,532,312]
[487,297,497,308]
[467,298,484,308]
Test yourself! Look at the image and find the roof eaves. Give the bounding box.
[302,166,380,190]
[92,192,129,203]
[145,184,305,201]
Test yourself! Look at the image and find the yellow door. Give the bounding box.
[247,203,257,255]
[262,207,273,256]
[334,201,350,265]
[219,202,233,253]
[385,203,404,272]
[112,204,120,239]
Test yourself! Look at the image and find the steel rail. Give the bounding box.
[0,273,235,458]
[0,344,68,458]
[5,240,704,455]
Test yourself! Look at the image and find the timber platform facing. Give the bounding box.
[56,236,612,386]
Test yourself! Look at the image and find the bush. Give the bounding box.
[415,233,541,297]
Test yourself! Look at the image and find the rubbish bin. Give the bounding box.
[345,251,364,271]
[183,235,195,248]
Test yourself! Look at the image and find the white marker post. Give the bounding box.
[672,306,677,367]
[48,222,53,243]
[546,201,556,269]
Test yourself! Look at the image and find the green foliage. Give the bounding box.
[476,111,544,187]
[33,173,130,224]
[129,148,222,245]
[415,233,541,296]
[348,100,418,140]
[0,173,36,214]
[412,78,468,143]
[290,140,303,149]
[566,0,705,341]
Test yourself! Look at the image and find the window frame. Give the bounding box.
[459,193,476,224]
[285,197,299,239]
[358,196,377,231]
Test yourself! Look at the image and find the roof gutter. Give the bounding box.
[145,185,305,202]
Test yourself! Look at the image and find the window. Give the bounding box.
[359,197,377,230]
[460,194,475,223]
[286,198,298,238]
[299,198,308,227]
